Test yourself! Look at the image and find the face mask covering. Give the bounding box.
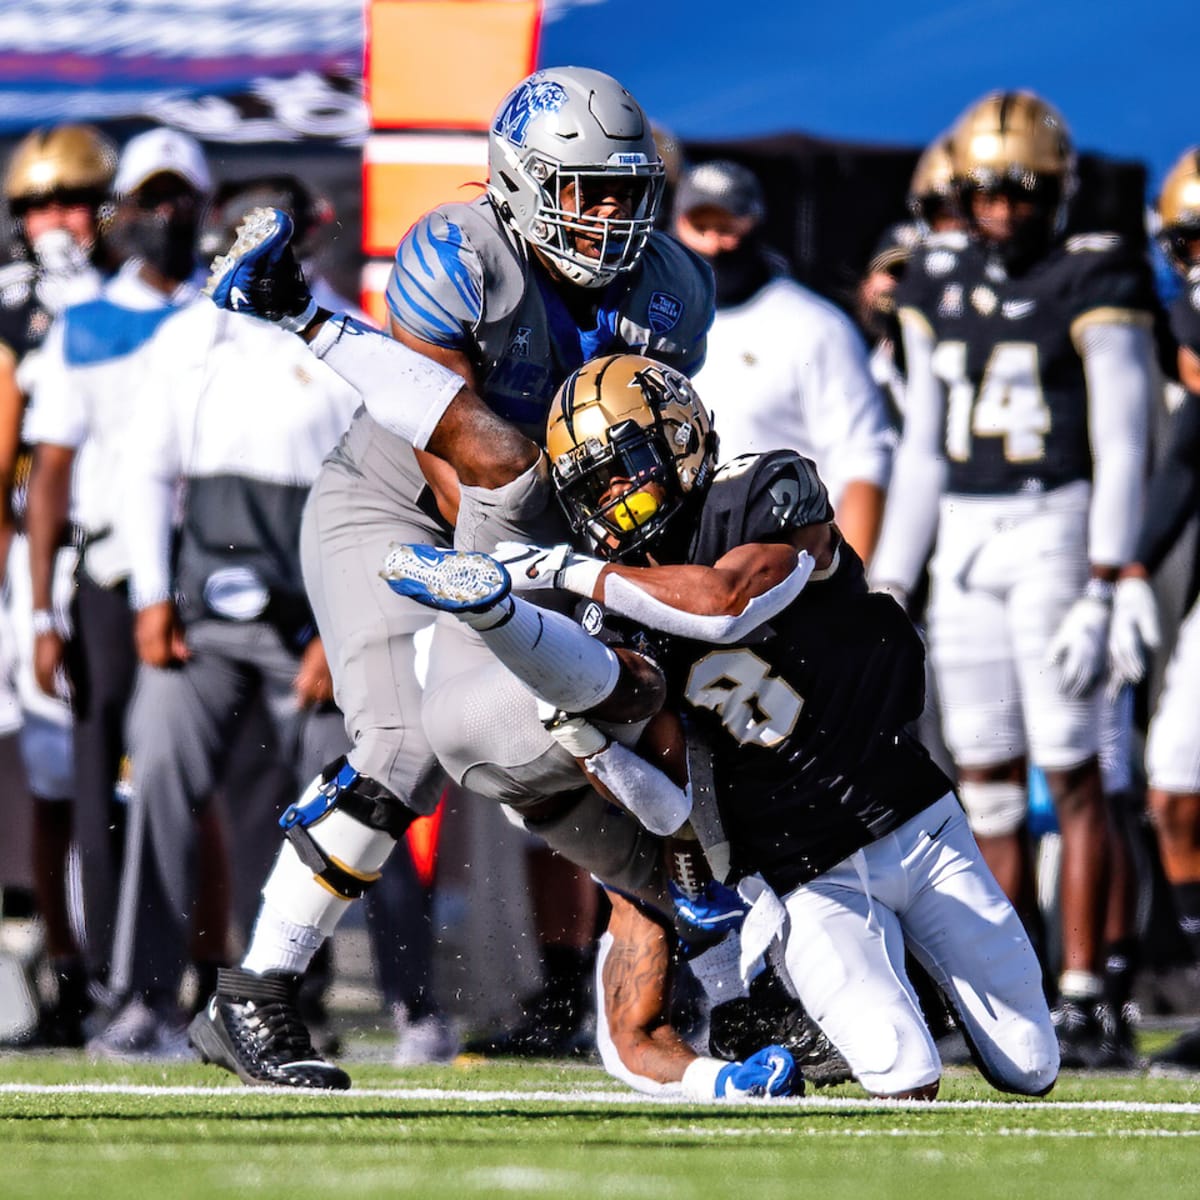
[114,209,198,282]
[708,238,772,308]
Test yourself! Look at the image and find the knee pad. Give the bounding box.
[279,756,416,901]
[958,780,1026,838]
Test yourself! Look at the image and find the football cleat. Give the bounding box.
[204,205,317,330]
[188,967,351,1090]
[1148,1025,1200,1077]
[1051,997,1137,1070]
[380,544,512,613]
[709,969,853,1089]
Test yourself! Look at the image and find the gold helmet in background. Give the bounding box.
[546,354,718,560]
[907,134,957,230]
[1157,147,1200,278]
[949,90,1075,240]
[4,124,117,214]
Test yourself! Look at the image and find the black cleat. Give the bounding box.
[1052,998,1137,1070]
[465,992,593,1059]
[1149,1025,1200,1076]
[188,967,350,1089]
[709,970,853,1089]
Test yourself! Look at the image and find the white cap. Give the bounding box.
[113,127,212,197]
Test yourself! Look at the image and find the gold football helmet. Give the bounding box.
[1158,147,1200,277]
[949,90,1075,241]
[4,124,117,213]
[907,135,957,231]
[546,354,718,559]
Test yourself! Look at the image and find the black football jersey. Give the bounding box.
[1169,281,1200,356]
[658,452,951,893]
[896,231,1156,496]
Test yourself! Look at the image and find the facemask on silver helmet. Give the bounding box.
[488,67,664,289]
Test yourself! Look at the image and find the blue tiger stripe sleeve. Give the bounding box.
[385,211,484,348]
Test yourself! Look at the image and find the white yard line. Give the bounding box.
[2,1082,1200,1115]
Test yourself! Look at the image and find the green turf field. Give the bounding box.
[2,1051,1198,1200]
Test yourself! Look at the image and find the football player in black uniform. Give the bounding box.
[1106,147,1200,1073]
[0,124,116,1044]
[870,91,1158,1067]
[385,353,1059,1099]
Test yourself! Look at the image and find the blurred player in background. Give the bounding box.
[870,90,1157,1067]
[0,123,115,1044]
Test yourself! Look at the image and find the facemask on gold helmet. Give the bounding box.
[1157,148,1200,279]
[950,90,1075,265]
[546,354,718,560]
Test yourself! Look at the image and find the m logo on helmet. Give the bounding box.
[492,79,569,149]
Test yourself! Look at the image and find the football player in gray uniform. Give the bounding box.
[187,66,714,1089]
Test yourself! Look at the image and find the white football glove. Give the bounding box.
[1107,575,1161,693]
[1046,589,1111,699]
[491,540,604,596]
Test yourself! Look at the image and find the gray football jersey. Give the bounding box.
[385,195,713,440]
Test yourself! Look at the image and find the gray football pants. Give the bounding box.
[298,435,449,813]
[298,432,668,911]
[113,619,349,997]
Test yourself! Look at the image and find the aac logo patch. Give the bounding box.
[648,291,682,334]
[509,326,532,357]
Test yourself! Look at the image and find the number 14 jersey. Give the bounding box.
[895,231,1156,495]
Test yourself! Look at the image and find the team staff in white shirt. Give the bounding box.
[24,126,211,1006]
[672,159,894,561]
[90,291,361,1056]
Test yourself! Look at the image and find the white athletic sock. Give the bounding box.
[243,812,400,974]
[242,900,327,976]
[459,594,620,713]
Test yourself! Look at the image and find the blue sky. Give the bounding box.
[541,0,1193,194]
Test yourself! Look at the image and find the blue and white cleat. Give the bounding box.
[204,205,316,330]
[381,544,512,613]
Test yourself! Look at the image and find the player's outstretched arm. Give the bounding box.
[496,526,830,644]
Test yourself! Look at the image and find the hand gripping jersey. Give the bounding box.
[385,195,713,439]
[895,231,1156,496]
[590,451,952,896]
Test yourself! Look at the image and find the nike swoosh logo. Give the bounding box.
[229,285,250,310]
[926,817,952,841]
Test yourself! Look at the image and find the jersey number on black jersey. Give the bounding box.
[932,340,1052,463]
[686,648,804,748]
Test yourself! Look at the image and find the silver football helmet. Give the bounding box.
[488,66,664,289]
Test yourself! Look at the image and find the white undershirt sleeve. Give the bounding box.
[598,551,815,643]
[868,311,947,593]
[1077,320,1153,567]
[309,315,466,449]
[593,932,685,1097]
